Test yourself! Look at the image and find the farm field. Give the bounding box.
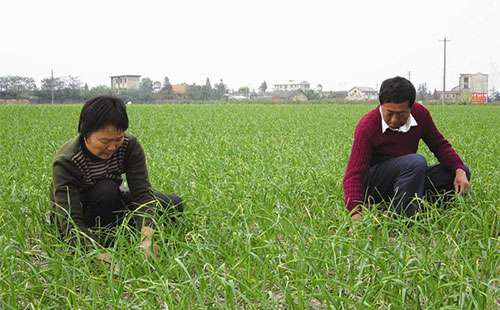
[0,103,498,308]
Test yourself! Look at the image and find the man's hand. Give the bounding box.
[454,168,470,195]
[351,213,362,221]
[348,213,362,236]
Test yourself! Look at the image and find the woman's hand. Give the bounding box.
[141,226,159,258]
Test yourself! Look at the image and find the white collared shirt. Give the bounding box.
[379,106,418,133]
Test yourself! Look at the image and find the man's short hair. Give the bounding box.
[378,76,416,107]
[78,95,129,137]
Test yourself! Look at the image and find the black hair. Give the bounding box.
[378,76,416,107]
[78,95,129,137]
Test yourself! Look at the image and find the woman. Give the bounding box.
[50,95,182,257]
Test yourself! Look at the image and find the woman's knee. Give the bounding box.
[154,192,184,213]
[82,179,122,210]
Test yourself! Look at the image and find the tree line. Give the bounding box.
[6,74,487,103]
[0,75,107,102]
[0,75,236,103]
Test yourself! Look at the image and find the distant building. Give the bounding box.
[0,99,32,105]
[459,73,488,93]
[332,91,348,99]
[152,81,162,93]
[346,87,378,101]
[437,73,488,103]
[273,80,310,92]
[110,75,141,90]
[434,88,461,101]
[172,83,189,96]
[271,90,308,102]
[228,94,249,101]
[316,90,347,100]
[459,73,488,103]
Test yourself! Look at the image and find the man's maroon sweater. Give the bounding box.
[343,103,465,213]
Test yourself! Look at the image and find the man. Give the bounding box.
[50,95,183,257]
[343,76,470,220]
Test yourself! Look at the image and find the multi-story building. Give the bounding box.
[438,73,489,103]
[459,73,488,103]
[152,81,162,93]
[110,75,141,90]
[273,80,310,92]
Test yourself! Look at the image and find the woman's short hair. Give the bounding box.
[78,95,129,137]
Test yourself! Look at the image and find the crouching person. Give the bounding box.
[343,77,471,221]
[50,95,183,257]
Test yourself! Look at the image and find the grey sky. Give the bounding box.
[2,0,499,92]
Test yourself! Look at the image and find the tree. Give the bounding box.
[36,75,83,102]
[38,76,64,101]
[214,79,227,99]
[160,76,173,98]
[139,77,153,102]
[304,89,319,100]
[258,81,268,94]
[490,90,500,102]
[85,85,114,100]
[433,89,440,100]
[238,86,250,96]
[62,76,82,101]
[0,75,37,99]
[187,84,204,100]
[417,83,431,101]
[202,77,212,100]
[139,78,153,93]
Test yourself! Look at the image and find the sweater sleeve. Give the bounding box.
[421,108,465,172]
[343,123,373,214]
[52,157,98,244]
[124,136,155,208]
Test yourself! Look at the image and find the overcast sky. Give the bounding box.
[2,0,499,92]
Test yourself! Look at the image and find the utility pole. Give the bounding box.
[51,69,54,104]
[439,37,451,104]
[408,71,411,81]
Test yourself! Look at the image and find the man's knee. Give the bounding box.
[406,153,427,167]
[398,154,428,174]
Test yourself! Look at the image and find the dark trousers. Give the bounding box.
[364,154,471,217]
[81,179,183,229]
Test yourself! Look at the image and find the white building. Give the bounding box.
[346,86,378,101]
[459,73,488,93]
[110,75,141,90]
[273,80,310,92]
[441,73,489,103]
[152,81,162,93]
